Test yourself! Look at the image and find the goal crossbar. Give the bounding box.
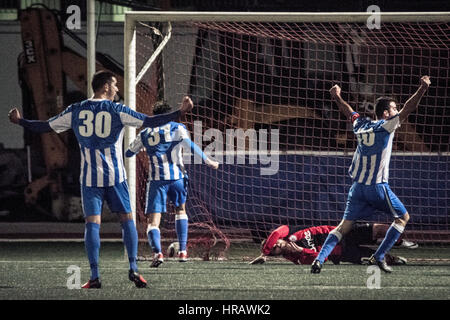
[125,11,450,23]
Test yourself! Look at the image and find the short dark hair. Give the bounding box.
[153,100,172,115]
[91,70,115,93]
[375,97,396,119]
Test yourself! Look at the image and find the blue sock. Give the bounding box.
[84,222,101,280]
[121,219,138,272]
[374,223,404,261]
[316,231,342,264]
[147,226,162,254]
[175,214,188,252]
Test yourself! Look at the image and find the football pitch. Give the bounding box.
[0,241,449,301]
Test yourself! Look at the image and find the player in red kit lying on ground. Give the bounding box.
[249,223,417,265]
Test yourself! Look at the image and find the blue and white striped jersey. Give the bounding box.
[47,99,177,187]
[127,122,190,181]
[348,112,401,185]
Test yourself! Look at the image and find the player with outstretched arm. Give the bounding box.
[8,70,193,288]
[311,75,430,274]
[126,100,219,267]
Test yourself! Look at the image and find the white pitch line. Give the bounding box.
[0,239,122,242]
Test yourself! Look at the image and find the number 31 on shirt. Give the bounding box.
[147,124,172,146]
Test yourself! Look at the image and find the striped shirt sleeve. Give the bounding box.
[350,112,361,127]
[381,114,400,133]
[125,129,145,157]
[117,103,181,128]
[48,106,73,133]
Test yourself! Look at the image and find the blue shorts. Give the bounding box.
[81,180,131,217]
[145,179,187,214]
[343,182,407,221]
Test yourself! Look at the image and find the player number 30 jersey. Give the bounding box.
[48,99,155,187]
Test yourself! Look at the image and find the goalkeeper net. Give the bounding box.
[125,12,450,260]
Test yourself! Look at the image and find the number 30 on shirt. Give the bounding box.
[356,130,375,147]
[78,110,112,138]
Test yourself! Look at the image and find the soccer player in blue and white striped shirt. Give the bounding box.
[126,99,219,267]
[311,75,430,274]
[8,70,193,288]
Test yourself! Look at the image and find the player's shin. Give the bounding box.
[175,213,188,252]
[84,222,101,280]
[121,219,139,272]
[374,221,404,261]
[316,229,342,263]
[147,225,162,253]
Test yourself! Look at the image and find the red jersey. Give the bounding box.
[262,225,342,265]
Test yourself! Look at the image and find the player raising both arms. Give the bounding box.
[249,223,416,266]
[8,70,193,288]
[126,100,219,268]
[311,75,430,274]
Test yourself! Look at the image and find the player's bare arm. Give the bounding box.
[249,254,267,265]
[180,96,194,116]
[399,75,430,123]
[286,241,303,253]
[329,85,355,120]
[8,107,22,124]
[205,158,219,170]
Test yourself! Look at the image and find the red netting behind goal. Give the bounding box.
[133,19,450,259]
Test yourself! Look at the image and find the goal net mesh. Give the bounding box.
[132,18,450,260]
